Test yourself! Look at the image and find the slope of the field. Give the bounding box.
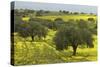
[13,29,97,65]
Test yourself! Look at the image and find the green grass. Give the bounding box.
[13,29,97,65]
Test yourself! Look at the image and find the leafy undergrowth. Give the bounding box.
[13,30,97,65]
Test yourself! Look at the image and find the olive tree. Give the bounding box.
[17,21,48,41]
[53,20,94,55]
[28,21,48,41]
[53,18,64,30]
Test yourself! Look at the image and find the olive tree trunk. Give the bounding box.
[31,35,35,41]
[72,45,78,56]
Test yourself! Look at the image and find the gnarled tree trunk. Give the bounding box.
[31,35,34,41]
[72,45,78,56]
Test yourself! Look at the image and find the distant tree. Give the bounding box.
[88,18,95,22]
[62,10,70,14]
[62,10,66,13]
[45,11,50,13]
[87,18,97,35]
[35,11,41,16]
[54,18,63,22]
[28,10,35,13]
[29,18,53,29]
[35,10,44,16]
[53,18,64,30]
[73,12,79,15]
[65,11,69,14]
[59,10,62,13]
[80,12,86,14]
[90,13,94,15]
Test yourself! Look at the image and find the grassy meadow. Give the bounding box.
[13,29,97,65]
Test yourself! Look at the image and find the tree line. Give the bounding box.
[14,9,97,17]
